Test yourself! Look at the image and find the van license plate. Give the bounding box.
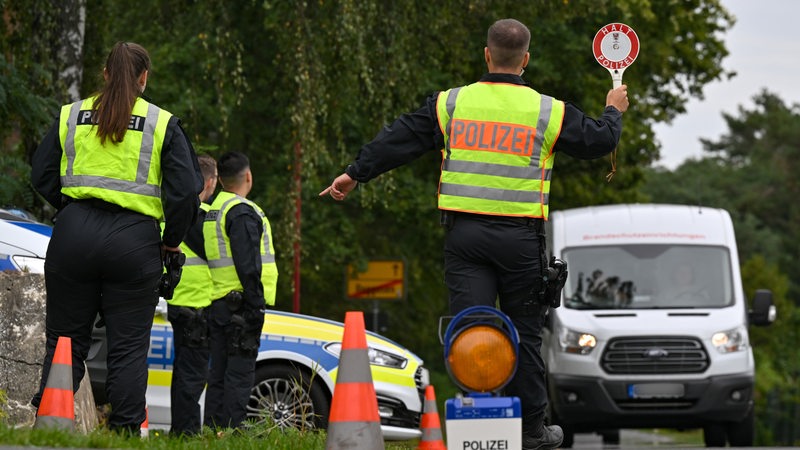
[628,383,685,399]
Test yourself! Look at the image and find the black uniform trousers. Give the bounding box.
[31,201,161,432]
[443,212,549,434]
[166,304,210,435]
[203,298,264,429]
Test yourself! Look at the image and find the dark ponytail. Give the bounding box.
[93,42,151,145]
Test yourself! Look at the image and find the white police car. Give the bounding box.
[88,301,428,439]
[5,209,429,439]
[0,208,51,273]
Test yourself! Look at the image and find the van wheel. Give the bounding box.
[726,408,754,446]
[703,423,727,447]
[246,364,330,431]
[560,428,575,448]
[601,429,620,445]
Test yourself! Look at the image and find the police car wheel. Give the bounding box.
[247,363,330,431]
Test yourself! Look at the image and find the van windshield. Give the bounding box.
[561,245,733,310]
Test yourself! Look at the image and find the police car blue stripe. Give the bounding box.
[0,256,16,271]
[6,221,53,237]
[268,309,409,350]
[146,323,340,371]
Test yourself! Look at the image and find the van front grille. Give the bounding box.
[601,336,709,374]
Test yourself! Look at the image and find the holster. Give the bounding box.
[178,307,208,349]
[523,227,568,312]
[225,313,247,356]
[223,291,244,312]
[542,257,568,308]
[224,299,263,357]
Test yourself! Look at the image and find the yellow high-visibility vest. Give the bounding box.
[204,191,278,305]
[162,203,212,308]
[435,82,565,219]
[58,96,172,219]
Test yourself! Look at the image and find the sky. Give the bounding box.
[652,0,800,169]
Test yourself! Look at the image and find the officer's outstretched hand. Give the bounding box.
[319,173,357,201]
[606,85,629,113]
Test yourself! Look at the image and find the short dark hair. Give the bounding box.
[217,151,249,187]
[487,19,530,69]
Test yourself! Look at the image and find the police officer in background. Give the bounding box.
[164,153,217,436]
[30,42,201,434]
[320,19,628,450]
[203,151,278,429]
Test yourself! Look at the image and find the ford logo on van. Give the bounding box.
[644,348,669,359]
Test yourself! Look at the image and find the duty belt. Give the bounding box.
[441,210,544,233]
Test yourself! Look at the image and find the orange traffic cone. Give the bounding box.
[417,385,446,450]
[326,311,385,450]
[34,336,75,430]
[140,407,149,438]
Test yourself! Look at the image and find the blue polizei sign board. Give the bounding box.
[445,395,522,450]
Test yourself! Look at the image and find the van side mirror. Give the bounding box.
[748,289,776,326]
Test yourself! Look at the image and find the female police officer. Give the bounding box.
[31,41,201,434]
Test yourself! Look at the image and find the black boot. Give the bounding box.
[522,424,564,450]
[522,412,563,450]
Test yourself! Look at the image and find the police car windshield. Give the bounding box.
[561,245,733,310]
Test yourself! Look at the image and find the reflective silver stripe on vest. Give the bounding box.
[443,87,463,159]
[438,183,548,204]
[184,256,206,266]
[531,95,554,167]
[212,196,241,260]
[207,254,275,269]
[61,100,161,198]
[137,103,160,184]
[207,257,233,268]
[441,159,551,180]
[63,101,83,176]
[60,175,161,197]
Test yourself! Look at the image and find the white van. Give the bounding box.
[543,203,775,447]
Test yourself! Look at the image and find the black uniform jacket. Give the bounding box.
[345,73,623,183]
[225,203,265,310]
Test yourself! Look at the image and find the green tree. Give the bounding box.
[741,255,798,445]
[643,91,800,445]
[7,0,735,372]
[646,91,800,301]
[704,92,800,300]
[0,2,65,218]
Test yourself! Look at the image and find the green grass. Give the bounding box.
[0,422,420,449]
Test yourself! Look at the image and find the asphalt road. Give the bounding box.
[573,430,677,448]
[572,430,795,449]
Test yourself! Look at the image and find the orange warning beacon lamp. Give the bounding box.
[444,306,519,393]
[443,306,523,448]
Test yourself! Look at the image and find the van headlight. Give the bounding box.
[711,326,749,353]
[558,327,597,355]
[325,343,407,369]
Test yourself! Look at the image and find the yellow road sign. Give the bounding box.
[346,259,405,301]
